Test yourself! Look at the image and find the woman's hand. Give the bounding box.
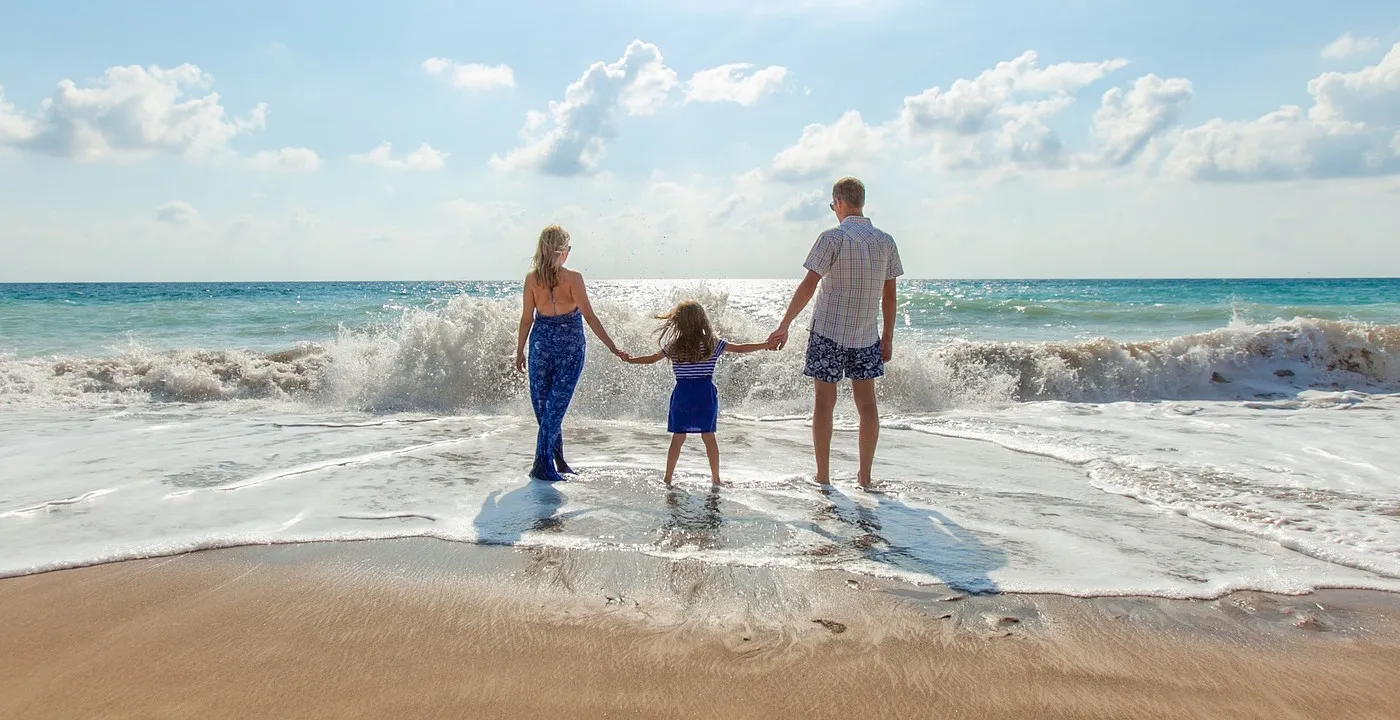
[612,347,631,362]
[515,349,526,373]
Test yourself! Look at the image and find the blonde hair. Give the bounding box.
[655,300,717,364]
[532,225,570,289]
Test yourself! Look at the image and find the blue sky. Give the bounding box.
[2,0,1399,281]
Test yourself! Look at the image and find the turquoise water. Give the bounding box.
[3,279,1399,358]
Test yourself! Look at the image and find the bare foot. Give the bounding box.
[662,476,674,487]
[856,477,886,492]
[807,477,832,492]
[711,478,727,487]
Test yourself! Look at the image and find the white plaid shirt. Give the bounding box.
[803,216,903,348]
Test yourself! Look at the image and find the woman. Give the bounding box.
[515,225,626,482]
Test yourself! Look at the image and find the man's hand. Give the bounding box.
[767,326,789,351]
[881,335,892,363]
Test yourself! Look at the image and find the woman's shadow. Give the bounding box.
[473,480,580,545]
[809,488,1007,595]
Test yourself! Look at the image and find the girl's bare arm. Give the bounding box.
[623,352,664,365]
[724,341,771,354]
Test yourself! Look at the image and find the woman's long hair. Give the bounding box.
[655,300,717,364]
[532,225,569,289]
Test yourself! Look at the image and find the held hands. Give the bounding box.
[766,326,789,351]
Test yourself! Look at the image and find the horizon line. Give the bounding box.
[4,276,1400,285]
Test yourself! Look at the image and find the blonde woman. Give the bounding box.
[515,225,626,482]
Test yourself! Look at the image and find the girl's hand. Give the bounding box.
[515,350,526,373]
[613,347,631,361]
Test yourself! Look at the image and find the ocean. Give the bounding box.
[2,279,1398,598]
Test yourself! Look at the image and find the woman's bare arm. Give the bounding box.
[515,274,536,372]
[572,272,623,356]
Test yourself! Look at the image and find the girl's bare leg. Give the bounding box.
[664,434,686,485]
[700,433,721,485]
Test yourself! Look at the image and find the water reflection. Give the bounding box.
[657,487,723,550]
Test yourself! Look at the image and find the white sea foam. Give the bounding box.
[2,292,1397,415]
[1,396,1397,597]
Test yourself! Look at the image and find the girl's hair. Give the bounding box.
[655,300,717,364]
[531,225,570,290]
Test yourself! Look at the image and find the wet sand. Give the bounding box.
[3,539,1399,720]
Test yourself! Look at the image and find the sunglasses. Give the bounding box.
[828,200,837,211]
[557,245,572,253]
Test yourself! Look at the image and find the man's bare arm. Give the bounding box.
[768,270,822,349]
[880,278,897,362]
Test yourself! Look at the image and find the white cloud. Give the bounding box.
[1168,43,1400,180]
[441,200,527,239]
[156,200,199,225]
[766,50,1128,179]
[1308,44,1400,125]
[780,190,828,221]
[351,142,448,171]
[288,208,328,232]
[248,146,321,172]
[0,64,267,162]
[490,40,677,176]
[771,110,885,181]
[0,85,36,142]
[899,51,1126,137]
[663,0,895,14]
[421,58,515,91]
[897,50,1127,169]
[1322,33,1382,61]
[685,64,789,106]
[1091,74,1194,166]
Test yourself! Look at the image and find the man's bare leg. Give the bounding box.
[852,379,879,488]
[812,380,838,485]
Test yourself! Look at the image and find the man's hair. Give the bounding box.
[833,177,865,209]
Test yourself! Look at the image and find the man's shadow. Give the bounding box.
[808,488,1006,595]
[473,480,579,545]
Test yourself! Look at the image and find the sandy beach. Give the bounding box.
[3,539,1399,720]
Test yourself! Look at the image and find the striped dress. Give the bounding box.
[665,339,727,434]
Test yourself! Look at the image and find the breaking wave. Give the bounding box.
[3,290,1397,414]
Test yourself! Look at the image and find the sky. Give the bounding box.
[2,0,1399,281]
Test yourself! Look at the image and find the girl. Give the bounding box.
[624,300,771,486]
[516,225,626,483]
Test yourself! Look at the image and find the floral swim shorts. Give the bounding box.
[803,332,883,384]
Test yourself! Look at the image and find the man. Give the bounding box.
[768,177,903,490]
